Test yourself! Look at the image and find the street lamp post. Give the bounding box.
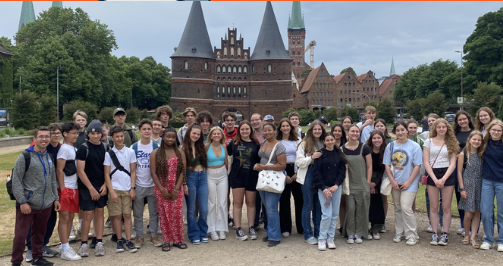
[57,65,62,120]
[455,50,463,110]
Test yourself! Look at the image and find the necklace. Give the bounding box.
[490,140,500,148]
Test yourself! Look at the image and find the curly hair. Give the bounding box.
[429,118,459,157]
[234,120,259,145]
[453,110,474,135]
[182,124,207,171]
[482,119,503,151]
[276,118,299,141]
[475,107,495,132]
[156,105,173,120]
[366,130,386,166]
[156,128,186,184]
[301,120,326,154]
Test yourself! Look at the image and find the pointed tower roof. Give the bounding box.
[390,57,396,76]
[18,1,36,31]
[52,1,63,8]
[171,2,214,59]
[288,1,305,30]
[250,2,291,61]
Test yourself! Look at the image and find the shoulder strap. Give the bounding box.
[390,142,394,163]
[463,149,468,170]
[127,129,134,142]
[82,142,89,159]
[359,143,364,155]
[431,143,445,168]
[152,141,159,150]
[132,142,138,158]
[22,151,31,173]
[266,143,279,165]
[108,150,131,177]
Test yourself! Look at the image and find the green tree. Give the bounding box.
[467,82,503,116]
[282,108,296,118]
[406,98,426,120]
[364,100,379,109]
[422,90,447,117]
[125,107,140,124]
[323,108,338,123]
[377,98,396,124]
[99,107,115,125]
[498,98,503,120]
[464,7,503,89]
[340,106,359,122]
[38,95,57,126]
[0,37,14,108]
[340,67,357,76]
[298,109,315,126]
[10,91,39,129]
[63,100,98,122]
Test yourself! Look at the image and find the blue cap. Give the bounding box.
[264,115,274,121]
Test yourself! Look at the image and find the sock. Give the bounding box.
[78,219,82,230]
[61,243,70,253]
[96,239,102,243]
[81,241,87,246]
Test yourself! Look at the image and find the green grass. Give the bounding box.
[0,151,19,255]
[413,184,459,216]
[0,151,22,170]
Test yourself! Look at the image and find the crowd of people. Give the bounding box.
[9,104,503,266]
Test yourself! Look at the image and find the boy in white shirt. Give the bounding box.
[57,122,82,261]
[104,126,137,253]
[359,106,377,144]
[131,119,162,248]
[151,118,163,146]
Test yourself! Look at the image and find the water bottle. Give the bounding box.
[325,193,331,207]
[6,174,11,183]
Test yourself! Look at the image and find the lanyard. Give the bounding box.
[36,152,50,178]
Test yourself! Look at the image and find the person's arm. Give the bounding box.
[50,163,60,210]
[256,153,287,171]
[400,165,420,191]
[56,158,66,191]
[439,153,458,187]
[422,141,437,182]
[103,153,117,202]
[150,150,169,201]
[457,152,467,199]
[295,142,313,168]
[365,153,372,184]
[312,156,326,191]
[129,161,137,200]
[179,149,188,196]
[12,154,29,208]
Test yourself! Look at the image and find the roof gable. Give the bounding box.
[378,79,393,97]
[333,73,345,83]
[300,66,320,93]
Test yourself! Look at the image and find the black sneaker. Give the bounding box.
[89,237,97,249]
[124,240,138,253]
[268,240,280,247]
[31,257,54,266]
[249,227,258,240]
[116,239,125,253]
[439,233,449,246]
[235,227,248,241]
[111,233,118,243]
[262,236,269,242]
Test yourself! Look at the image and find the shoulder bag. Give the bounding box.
[380,142,393,196]
[421,142,444,185]
[256,143,286,193]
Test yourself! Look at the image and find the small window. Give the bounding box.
[184,61,188,70]
[204,62,208,70]
[228,66,232,73]
[228,87,231,93]
[239,87,241,93]
[238,66,242,73]
[233,66,237,74]
[244,87,247,94]
[231,47,234,57]
[217,87,220,93]
[233,87,236,93]
[217,65,221,73]
[222,66,226,73]
[267,64,272,73]
[217,51,221,58]
[243,66,248,74]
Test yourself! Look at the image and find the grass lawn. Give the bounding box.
[0,151,22,255]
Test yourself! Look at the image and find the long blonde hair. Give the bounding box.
[464,130,484,165]
[300,120,326,154]
[429,118,459,157]
[205,126,226,152]
[475,107,495,131]
[482,119,503,152]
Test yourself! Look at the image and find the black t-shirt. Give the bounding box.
[456,129,473,151]
[341,142,371,162]
[227,139,260,181]
[76,141,106,189]
[371,151,384,174]
[74,131,87,149]
[421,119,429,132]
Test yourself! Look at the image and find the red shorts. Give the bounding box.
[58,188,79,213]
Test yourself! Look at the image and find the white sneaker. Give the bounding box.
[61,247,82,261]
[406,237,418,246]
[426,225,433,233]
[327,237,336,249]
[131,228,137,240]
[457,228,464,235]
[69,229,76,241]
[393,235,402,243]
[373,233,380,240]
[210,231,219,241]
[355,235,363,244]
[219,231,226,240]
[318,239,327,251]
[157,228,162,234]
[498,244,503,252]
[282,232,290,238]
[480,242,492,250]
[367,233,373,240]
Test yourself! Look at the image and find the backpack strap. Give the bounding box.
[82,142,89,159]
[127,129,134,142]
[108,150,131,177]
[132,142,138,158]
[152,141,159,150]
[22,151,31,173]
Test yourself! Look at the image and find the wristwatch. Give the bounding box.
[131,187,136,190]
[459,187,465,191]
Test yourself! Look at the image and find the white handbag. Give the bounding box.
[256,143,286,193]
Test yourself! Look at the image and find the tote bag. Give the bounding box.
[380,142,393,196]
[256,143,286,193]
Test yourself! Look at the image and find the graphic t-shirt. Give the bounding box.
[227,139,260,181]
[57,144,79,189]
[104,146,136,191]
[383,140,423,192]
[136,141,155,188]
[76,141,107,189]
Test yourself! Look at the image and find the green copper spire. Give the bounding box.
[52,1,63,8]
[18,1,36,31]
[390,57,396,76]
[288,1,305,30]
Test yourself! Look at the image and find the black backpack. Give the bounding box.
[7,151,53,201]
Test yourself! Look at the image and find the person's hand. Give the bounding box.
[99,184,107,197]
[370,187,376,194]
[110,191,119,203]
[370,182,376,189]
[311,151,322,160]
[161,189,171,200]
[323,188,331,199]
[54,201,61,212]
[184,185,189,196]
[291,174,297,181]
[20,204,31,214]
[254,164,266,171]
[129,189,136,200]
[436,178,445,188]
[364,118,374,127]
[329,185,338,193]
[460,190,467,199]
[171,190,179,201]
[90,187,100,201]
[391,180,400,190]
[401,181,411,191]
[285,175,293,184]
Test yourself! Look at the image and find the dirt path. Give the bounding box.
[0,145,27,156]
[1,200,501,266]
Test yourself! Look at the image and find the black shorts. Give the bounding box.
[231,174,258,192]
[79,187,108,211]
[427,167,456,187]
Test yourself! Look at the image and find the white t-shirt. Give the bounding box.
[151,137,162,147]
[104,146,136,191]
[57,143,79,189]
[383,140,423,193]
[136,140,155,188]
[423,139,451,168]
[360,125,374,144]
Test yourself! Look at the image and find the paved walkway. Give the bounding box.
[0,144,28,156]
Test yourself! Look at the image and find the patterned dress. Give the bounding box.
[458,153,482,213]
[155,156,184,244]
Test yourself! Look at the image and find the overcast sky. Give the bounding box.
[1,1,501,78]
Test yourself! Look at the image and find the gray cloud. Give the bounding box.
[0,1,501,78]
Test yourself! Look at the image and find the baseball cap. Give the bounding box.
[113,108,126,116]
[264,115,274,121]
[318,116,328,124]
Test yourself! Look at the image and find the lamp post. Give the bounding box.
[455,50,463,110]
[57,65,62,120]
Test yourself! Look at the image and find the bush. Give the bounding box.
[170,111,184,123]
[38,95,57,126]
[10,91,39,130]
[298,109,315,126]
[169,122,185,129]
[282,108,296,118]
[376,98,396,124]
[323,108,338,122]
[63,100,98,122]
[340,106,359,122]
[125,107,140,124]
[99,107,115,125]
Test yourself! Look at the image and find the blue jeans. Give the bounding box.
[425,187,443,227]
[317,187,342,240]
[259,190,282,241]
[301,166,321,240]
[185,170,209,242]
[481,179,503,245]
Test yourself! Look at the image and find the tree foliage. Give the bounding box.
[340,106,359,122]
[38,94,57,126]
[340,67,357,76]
[62,100,98,122]
[10,91,39,130]
[99,107,115,125]
[298,109,316,126]
[467,82,503,116]
[405,98,426,120]
[422,90,447,117]
[0,37,14,108]
[323,108,338,123]
[376,98,396,124]
[282,108,296,118]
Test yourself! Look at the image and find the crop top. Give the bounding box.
[207,144,225,166]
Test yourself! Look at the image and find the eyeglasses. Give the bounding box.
[490,129,502,133]
[37,135,50,139]
[51,132,61,136]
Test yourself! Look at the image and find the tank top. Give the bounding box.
[207,144,225,166]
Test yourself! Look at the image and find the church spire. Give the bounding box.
[250,1,291,61]
[390,57,396,76]
[288,1,305,30]
[171,2,214,59]
[52,1,63,8]
[18,1,36,31]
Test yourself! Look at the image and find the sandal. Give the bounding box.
[471,240,480,249]
[461,237,469,245]
[173,242,187,249]
[162,243,170,252]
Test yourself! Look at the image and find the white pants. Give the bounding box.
[206,166,229,232]
[391,189,418,239]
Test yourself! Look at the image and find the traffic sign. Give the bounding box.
[457,97,464,104]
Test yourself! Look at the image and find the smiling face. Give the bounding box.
[479,111,491,125]
[469,134,482,149]
[240,124,251,139]
[139,123,152,139]
[88,131,102,144]
[407,122,418,136]
[251,114,262,130]
[324,135,335,149]
[210,129,223,143]
[395,125,408,141]
[65,129,79,145]
[489,125,503,140]
[332,127,343,141]
[312,125,323,139]
[435,122,448,136]
[375,121,386,133]
[189,128,201,143]
[457,114,469,129]
[34,130,51,150]
[280,121,291,136]
[111,131,125,147]
[200,119,211,132]
[163,131,177,147]
[348,126,360,141]
[50,129,61,146]
[263,124,276,140]
[371,133,384,148]
[152,120,162,135]
[290,115,300,127]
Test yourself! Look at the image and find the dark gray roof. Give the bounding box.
[171,2,214,59]
[250,2,292,61]
[0,45,13,56]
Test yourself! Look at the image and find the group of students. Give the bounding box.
[10,105,503,266]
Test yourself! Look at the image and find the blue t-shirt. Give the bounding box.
[360,125,374,144]
[383,139,423,192]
